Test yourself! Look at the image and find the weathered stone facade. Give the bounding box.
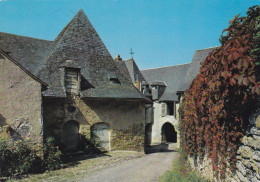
[188,98,260,182]
[0,54,43,142]
[0,10,150,154]
[43,97,145,151]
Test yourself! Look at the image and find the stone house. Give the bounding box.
[116,47,217,148]
[0,10,151,152]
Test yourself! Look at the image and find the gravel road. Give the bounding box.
[82,143,178,182]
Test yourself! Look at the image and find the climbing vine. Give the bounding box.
[180,6,260,180]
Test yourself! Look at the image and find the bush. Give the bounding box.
[0,133,41,176]
[0,131,62,177]
[43,137,62,170]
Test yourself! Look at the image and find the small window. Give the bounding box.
[167,102,174,116]
[144,85,150,94]
[161,103,167,117]
[108,71,120,84]
[68,106,76,113]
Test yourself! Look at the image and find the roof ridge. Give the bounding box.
[123,58,134,61]
[141,62,191,71]
[40,9,87,72]
[195,46,219,51]
[53,11,79,42]
[0,32,52,42]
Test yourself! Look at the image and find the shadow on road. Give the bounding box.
[145,143,177,154]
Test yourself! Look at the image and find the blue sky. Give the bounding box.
[0,0,259,69]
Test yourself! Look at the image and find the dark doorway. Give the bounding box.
[161,122,177,143]
[63,120,79,151]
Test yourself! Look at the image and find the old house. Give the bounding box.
[117,47,216,148]
[0,9,151,152]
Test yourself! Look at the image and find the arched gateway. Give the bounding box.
[161,122,177,143]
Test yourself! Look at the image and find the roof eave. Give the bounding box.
[81,96,152,103]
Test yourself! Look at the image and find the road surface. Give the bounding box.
[82,143,178,182]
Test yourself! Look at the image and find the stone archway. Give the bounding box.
[63,120,79,151]
[91,123,110,150]
[161,122,177,143]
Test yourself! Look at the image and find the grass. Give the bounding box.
[5,151,144,182]
[159,150,210,182]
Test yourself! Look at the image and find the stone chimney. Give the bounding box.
[135,80,140,90]
[115,54,122,62]
[135,73,140,90]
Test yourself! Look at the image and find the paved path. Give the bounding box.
[82,143,178,182]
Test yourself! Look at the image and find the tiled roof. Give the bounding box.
[0,9,149,101]
[0,32,53,76]
[142,64,191,101]
[122,58,147,85]
[141,47,217,101]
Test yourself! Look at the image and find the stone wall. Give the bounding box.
[0,55,43,143]
[188,98,260,182]
[43,97,145,151]
[232,98,260,182]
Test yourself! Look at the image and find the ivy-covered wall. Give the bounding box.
[180,6,260,181]
[188,98,260,181]
[111,123,144,151]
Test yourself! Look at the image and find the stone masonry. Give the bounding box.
[188,97,260,182]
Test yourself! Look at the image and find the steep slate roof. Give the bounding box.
[115,60,132,83]
[0,10,149,101]
[184,47,217,86]
[141,47,217,101]
[141,64,190,101]
[0,33,53,76]
[0,48,48,87]
[119,58,147,85]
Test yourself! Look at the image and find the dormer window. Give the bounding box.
[65,68,80,95]
[142,82,150,94]
[108,70,120,84]
[151,82,167,100]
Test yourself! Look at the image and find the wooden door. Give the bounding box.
[91,123,110,150]
[63,120,79,151]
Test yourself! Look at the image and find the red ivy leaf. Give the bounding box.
[242,77,249,86]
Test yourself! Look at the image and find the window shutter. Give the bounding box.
[161,103,167,117]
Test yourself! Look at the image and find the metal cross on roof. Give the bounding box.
[130,48,134,58]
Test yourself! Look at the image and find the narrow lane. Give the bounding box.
[82,143,178,182]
